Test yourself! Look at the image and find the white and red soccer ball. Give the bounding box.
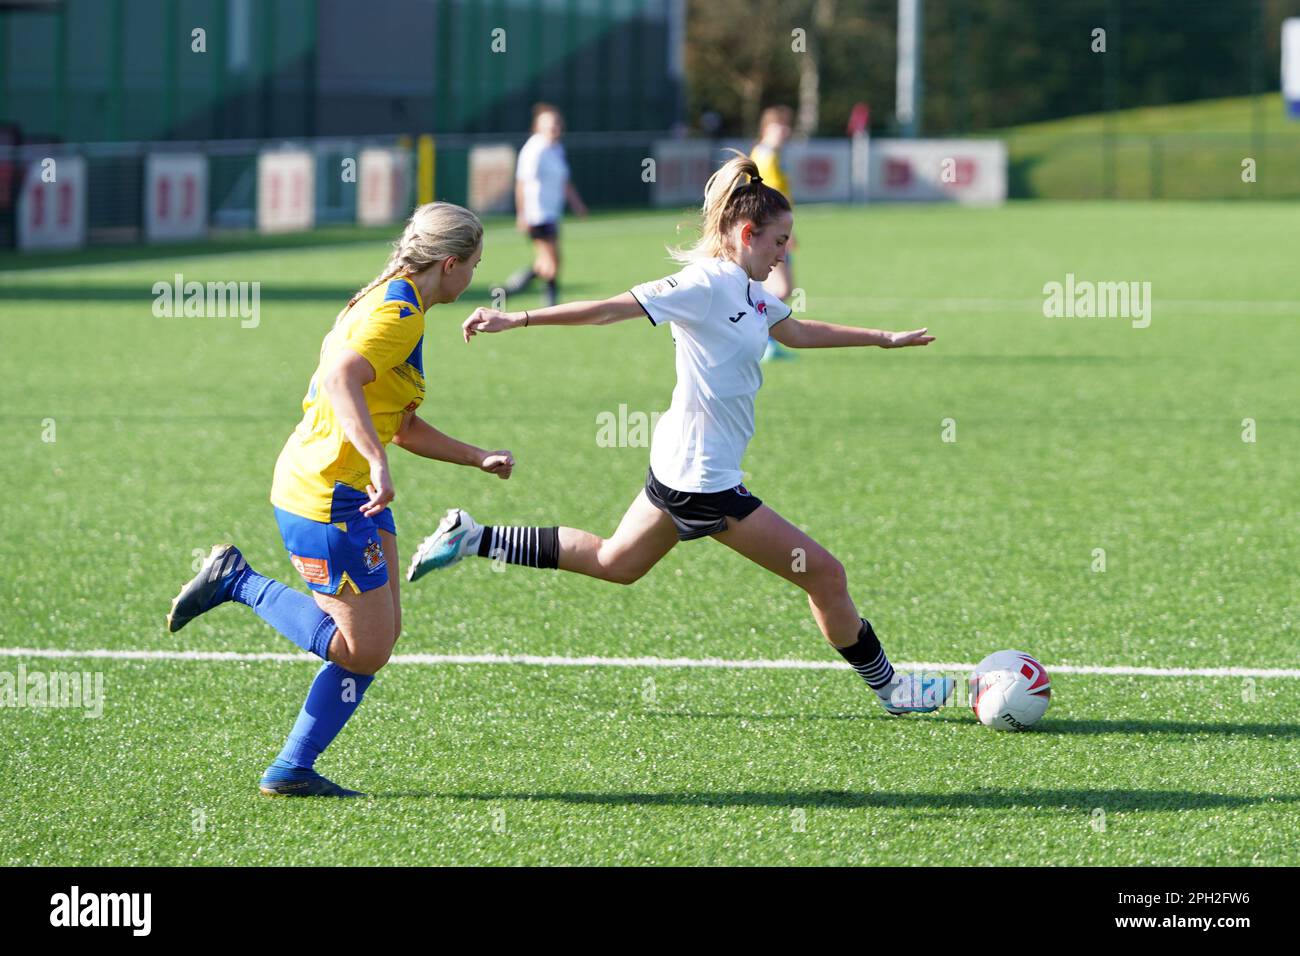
[968,650,1052,731]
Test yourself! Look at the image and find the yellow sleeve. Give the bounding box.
[341,300,424,374]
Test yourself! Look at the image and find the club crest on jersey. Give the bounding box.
[362,539,385,573]
[756,300,768,315]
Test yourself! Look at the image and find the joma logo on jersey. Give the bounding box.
[727,310,747,323]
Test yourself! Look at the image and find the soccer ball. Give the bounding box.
[968,650,1052,731]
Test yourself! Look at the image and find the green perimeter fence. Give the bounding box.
[3,124,1298,251]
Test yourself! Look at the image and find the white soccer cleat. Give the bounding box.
[406,508,481,582]
[877,672,956,715]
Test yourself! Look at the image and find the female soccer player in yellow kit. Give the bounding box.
[751,105,797,362]
[166,203,514,797]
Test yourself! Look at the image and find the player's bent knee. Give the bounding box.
[345,646,393,676]
[809,557,848,596]
[329,634,394,676]
[605,564,646,586]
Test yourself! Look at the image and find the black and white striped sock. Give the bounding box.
[835,619,896,691]
[475,525,561,569]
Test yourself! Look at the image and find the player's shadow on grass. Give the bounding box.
[1031,717,1300,738]
[926,354,1136,365]
[651,712,1300,739]
[0,282,597,305]
[386,789,1300,812]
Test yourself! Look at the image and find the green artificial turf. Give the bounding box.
[1,201,1296,865]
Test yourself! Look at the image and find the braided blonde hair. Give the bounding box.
[334,202,483,327]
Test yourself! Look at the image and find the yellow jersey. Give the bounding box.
[270,276,426,522]
[750,143,791,203]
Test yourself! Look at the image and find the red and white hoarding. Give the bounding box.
[17,155,86,251]
[862,139,1007,204]
[257,150,315,233]
[652,139,860,206]
[145,153,208,242]
[651,140,744,207]
[782,141,853,202]
[357,148,410,226]
[467,144,516,215]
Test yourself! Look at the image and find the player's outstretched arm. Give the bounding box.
[770,318,935,349]
[391,412,514,480]
[462,293,645,341]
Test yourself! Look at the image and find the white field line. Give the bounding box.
[0,646,1296,679]
[813,296,1300,316]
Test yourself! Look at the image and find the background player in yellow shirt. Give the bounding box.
[751,106,797,362]
[165,203,515,797]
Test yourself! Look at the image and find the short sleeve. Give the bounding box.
[629,264,713,327]
[516,140,540,181]
[344,295,424,374]
[762,294,793,328]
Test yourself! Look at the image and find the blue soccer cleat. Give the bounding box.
[258,766,366,798]
[407,508,481,582]
[166,543,246,633]
[878,672,956,715]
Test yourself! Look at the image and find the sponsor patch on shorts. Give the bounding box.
[291,554,330,585]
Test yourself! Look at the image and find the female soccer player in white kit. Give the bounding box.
[410,153,953,714]
[501,103,588,307]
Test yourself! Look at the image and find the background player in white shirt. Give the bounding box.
[411,153,953,715]
[501,103,588,307]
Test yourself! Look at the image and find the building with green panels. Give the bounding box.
[0,0,684,143]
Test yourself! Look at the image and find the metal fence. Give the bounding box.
[1004,128,1300,200]
[0,135,417,245]
[0,129,678,249]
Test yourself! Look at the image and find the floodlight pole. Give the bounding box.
[896,0,923,137]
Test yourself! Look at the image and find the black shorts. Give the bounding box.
[644,468,763,541]
[527,221,559,240]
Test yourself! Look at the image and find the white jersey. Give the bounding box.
[630,258,793,493]
[515,134,569,226]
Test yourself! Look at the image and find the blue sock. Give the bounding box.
[267,663,375,773]
[229,568,336,661]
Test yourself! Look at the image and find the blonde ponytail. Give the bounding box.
[669,149,791,264]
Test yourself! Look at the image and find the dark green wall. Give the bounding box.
[0,0,679,142]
